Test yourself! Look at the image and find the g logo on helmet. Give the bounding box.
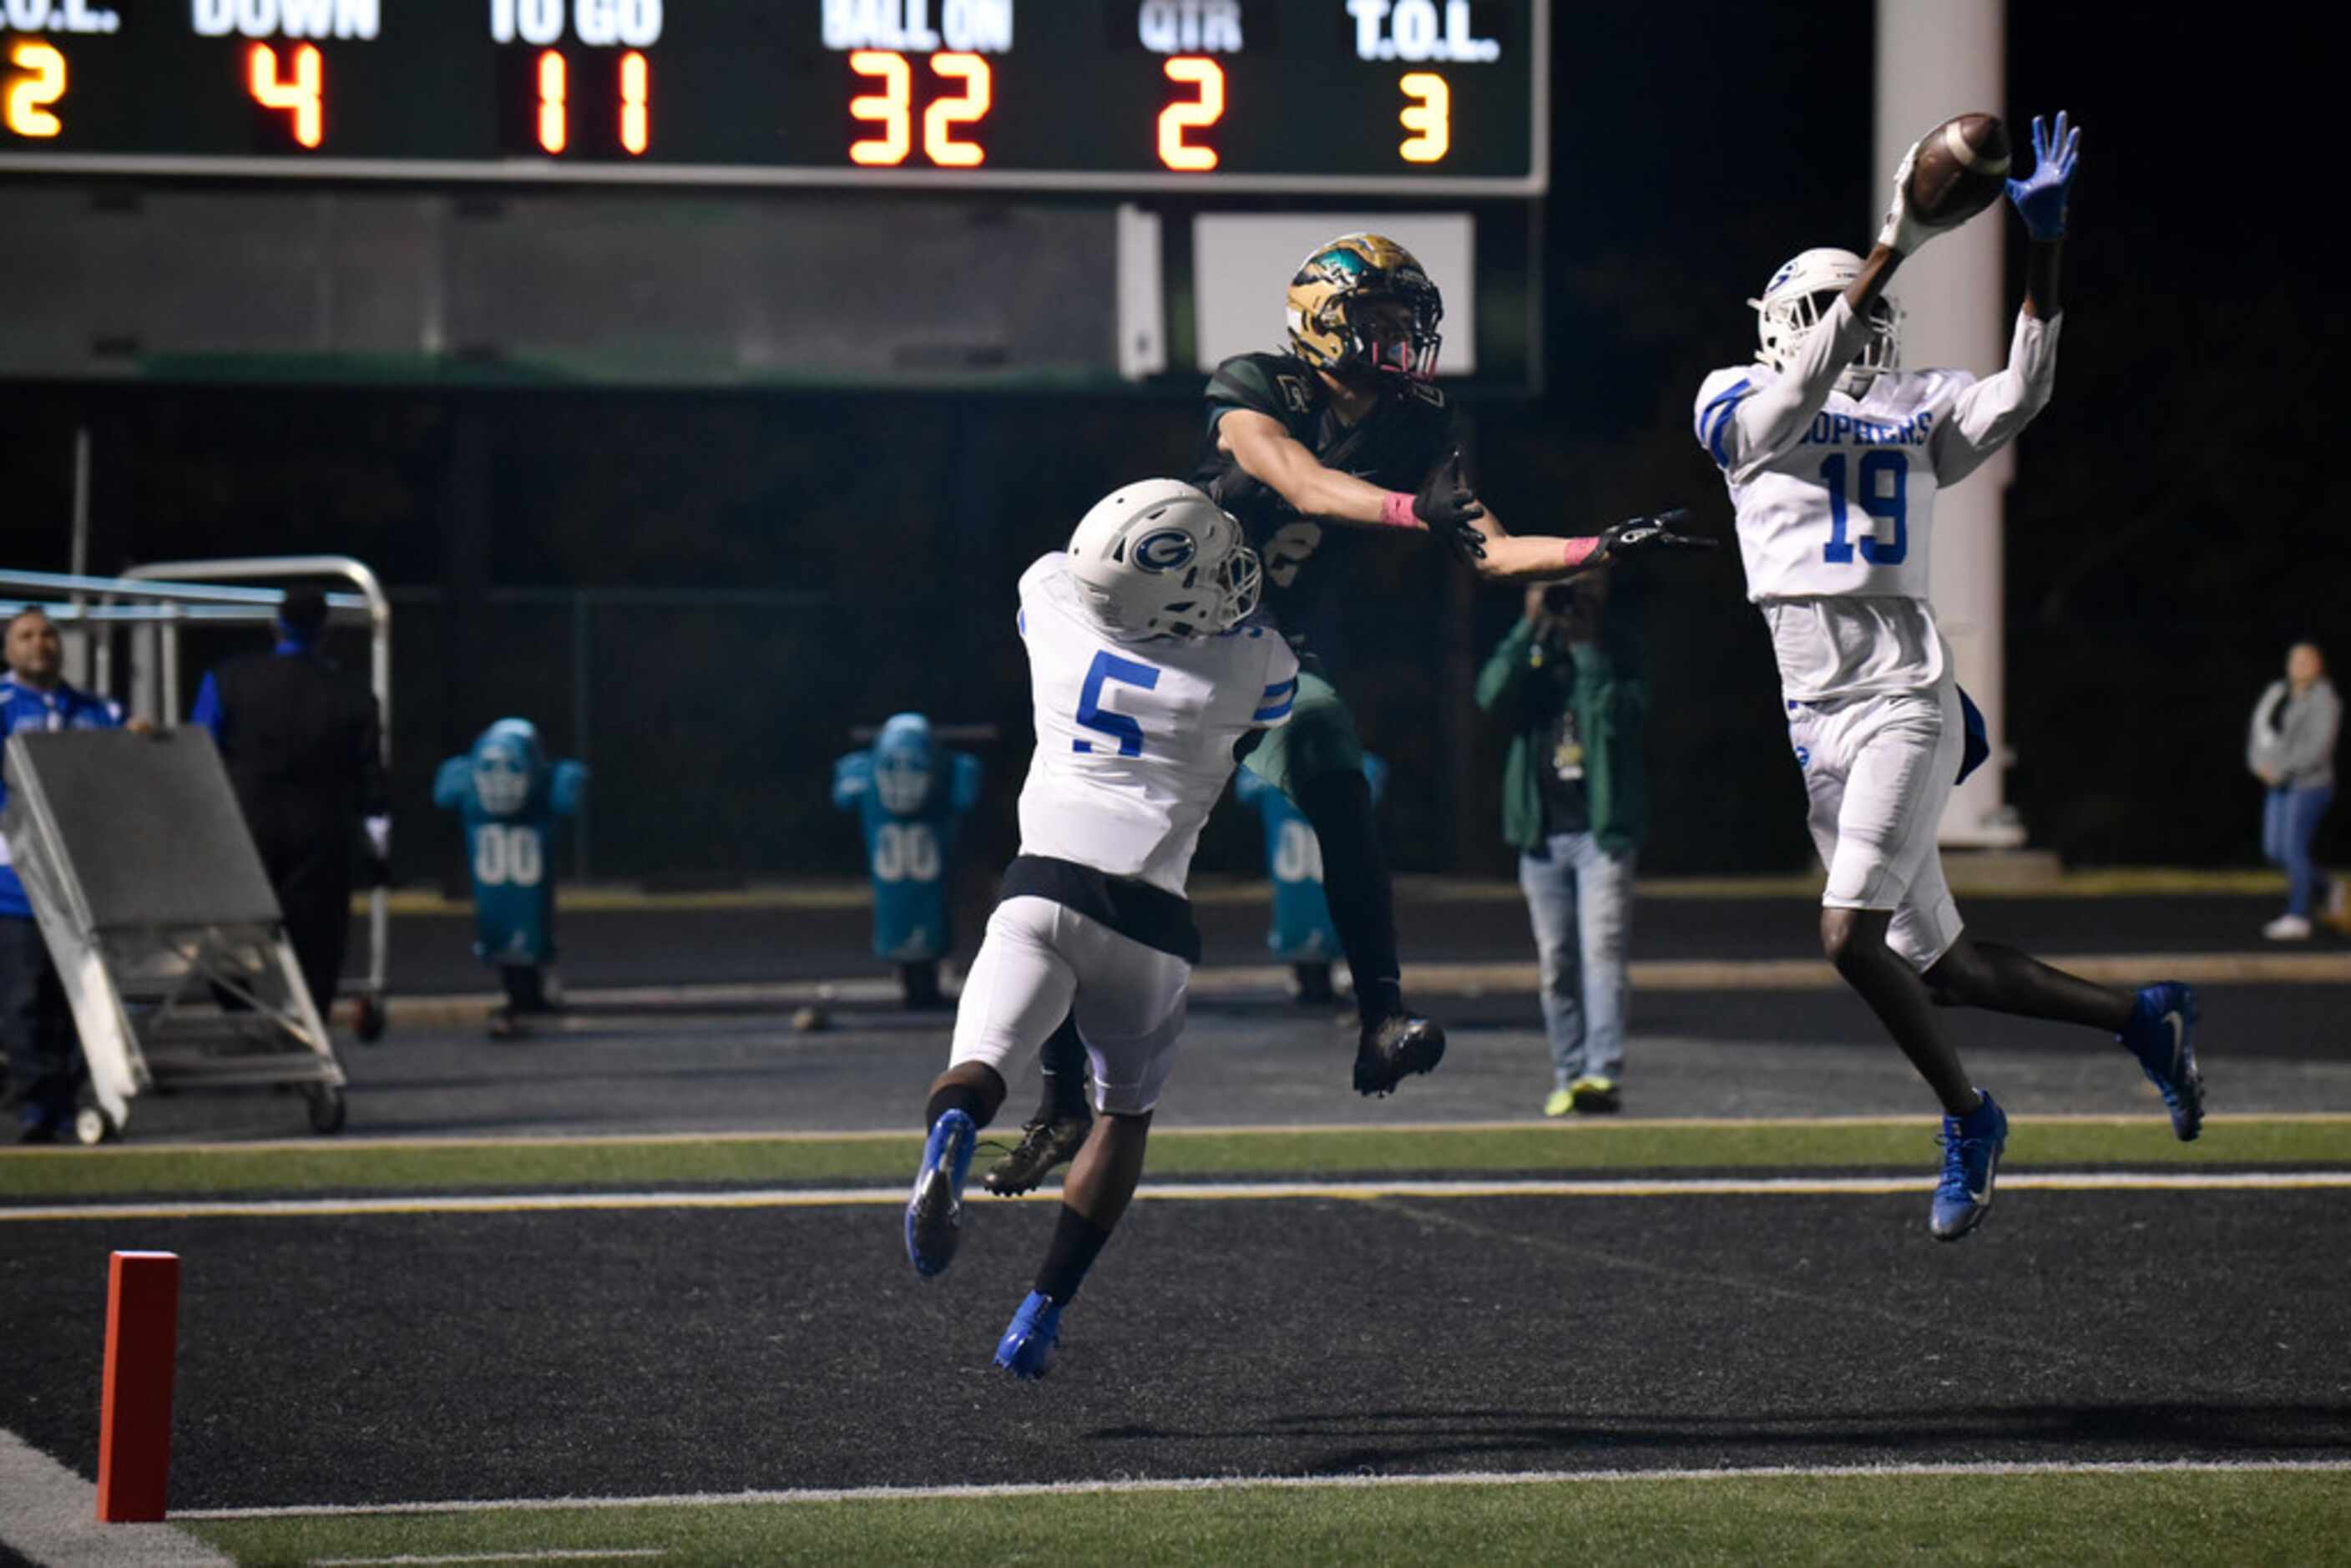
[1132,529,1197,574]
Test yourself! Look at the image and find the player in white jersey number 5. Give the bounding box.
[901,478,1296,1378]
[1694,113,2204,1241]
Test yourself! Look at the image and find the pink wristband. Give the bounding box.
[1560,536,1600,570]
[1379,491,1421,529]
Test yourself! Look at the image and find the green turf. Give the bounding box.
[2,1117,2344,1201]
[185,1468,2351,1566]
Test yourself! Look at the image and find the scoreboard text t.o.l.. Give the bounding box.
[0,1,1548,193]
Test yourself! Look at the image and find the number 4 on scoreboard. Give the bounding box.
[247,42,322,149]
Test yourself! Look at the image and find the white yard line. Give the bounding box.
[0,1428,232,1566]
[175,1457,2351,1521]
[3,1170,2347,1224]
[0,1110,2342,1161]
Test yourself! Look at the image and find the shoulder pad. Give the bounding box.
[1209,352,1320,418]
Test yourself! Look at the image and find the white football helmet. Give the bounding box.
[1065,479,1262,640]
[1750,247,1904,397]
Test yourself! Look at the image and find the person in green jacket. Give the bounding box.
[1475,576,1647,1115]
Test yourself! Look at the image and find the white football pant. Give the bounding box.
[1787,675,1965,972]
[949,896,1189,1115]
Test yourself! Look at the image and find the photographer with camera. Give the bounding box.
[1474,574,1649,1115]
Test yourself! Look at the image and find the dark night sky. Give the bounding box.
[0,4,2338,880]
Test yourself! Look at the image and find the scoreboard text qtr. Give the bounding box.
[0,1,1546,193]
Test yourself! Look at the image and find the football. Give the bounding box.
[1903,113,2011,229]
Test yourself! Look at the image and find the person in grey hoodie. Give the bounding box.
[2247,642,2341,939]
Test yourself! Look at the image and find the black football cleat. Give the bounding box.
[980,1112,1092,1196]
[1353,1012,1447,1096]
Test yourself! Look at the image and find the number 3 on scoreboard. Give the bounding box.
[5,41,66,139]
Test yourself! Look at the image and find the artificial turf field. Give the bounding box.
[4,1120,2348,1565]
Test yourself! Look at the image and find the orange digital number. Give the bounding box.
[847,49,912,166]
[619,50,649,155]
[1157,57,1222,172]
[247,42,323,149]
[5,40,65,139]
[1398,72,1449,163]
[922,52,988,167]
[536,49,567,154]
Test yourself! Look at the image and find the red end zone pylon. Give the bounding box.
[96,1250,180,1522]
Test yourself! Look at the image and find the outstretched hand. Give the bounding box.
[2005,111,2081,241]
[1415,448,1488,564]
[1595,508,1719,564]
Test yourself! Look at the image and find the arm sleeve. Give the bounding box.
[1701,296,1875,479]
[1930,310,2064,487]
[190,670,225,739]
[832,753,872,810]
[550,761,589,817]
[1251,638,1302,730]
[1474,620,1540,716]
[432,757,471,811]
[2275,685,2343,779]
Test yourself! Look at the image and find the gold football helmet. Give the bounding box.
[1285,232,1443,382]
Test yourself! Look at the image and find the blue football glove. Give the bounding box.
[2005,112,2081,241]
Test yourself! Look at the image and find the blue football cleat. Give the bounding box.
[905,1109,976,1278]
[993,1289,1062,1379]
[1930,1091,2008,1242]
[2119,982,2204,1141]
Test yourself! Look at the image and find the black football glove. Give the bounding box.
[1593,508,1719,564]
[1415,448,1487,564]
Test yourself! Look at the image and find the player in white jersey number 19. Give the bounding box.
[1694,113,2205,1242]
[900,479,1297,1378]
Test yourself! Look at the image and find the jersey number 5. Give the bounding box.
[1074,650,1161,756]
[1820,452,1908,565]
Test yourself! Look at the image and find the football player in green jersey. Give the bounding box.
[982,233,1707,1196]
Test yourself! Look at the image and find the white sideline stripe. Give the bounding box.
[0,1110,2342,1159]
[313,1553,665,1565]
[0,1427,234,1566]
[5,1170,2348,1223]
[174,1458,2351,1521]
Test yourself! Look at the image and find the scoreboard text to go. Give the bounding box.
[0,2,1546,193]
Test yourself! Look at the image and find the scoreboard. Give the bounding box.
[0,1,1546,193]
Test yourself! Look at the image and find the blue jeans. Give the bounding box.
[2263,783,2334,918]
[1518,832,1633,1086]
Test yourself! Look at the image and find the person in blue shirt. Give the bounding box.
[433,719,586,1038]
[833,712,983,1008]
[1,609,130,1141]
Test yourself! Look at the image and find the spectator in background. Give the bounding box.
[2247,641,2341,940]
[1476,574,1647,1116]
[192,586,389,1019]
[1,608,130,1141]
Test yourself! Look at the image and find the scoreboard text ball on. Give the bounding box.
[0,1,1548,194]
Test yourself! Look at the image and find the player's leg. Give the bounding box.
[1244,669,1443,1095]
[1519,838,1586,1115]
[908,896,1074,1278]
[1807,691,2006,1239]
[1569,831,1632,1112]
[982,1013,1093,1196]
[995,915,1188,1378]
[1904,746,2203,1141]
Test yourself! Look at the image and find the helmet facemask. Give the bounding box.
[1287,234,1445,385]
[1751,250,1904,399]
